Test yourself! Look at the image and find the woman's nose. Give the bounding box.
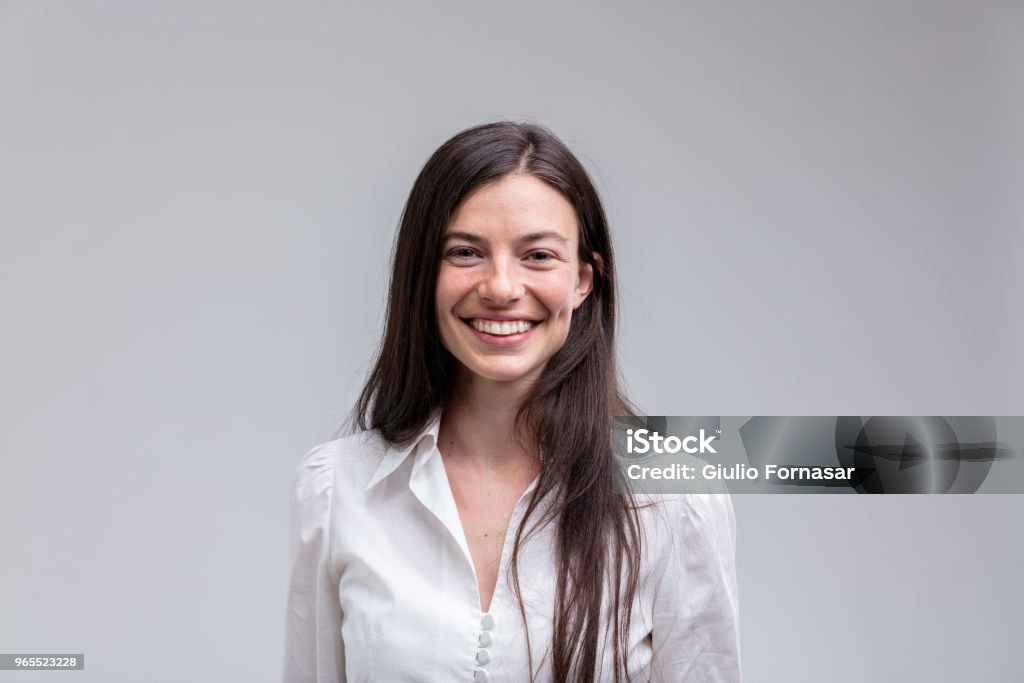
[477,258,524,304]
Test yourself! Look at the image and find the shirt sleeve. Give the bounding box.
[649,493,741,683]
[283,444,346,683]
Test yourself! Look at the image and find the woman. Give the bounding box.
[283,122,740,682]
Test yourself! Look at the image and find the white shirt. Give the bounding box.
[282,415,741,682]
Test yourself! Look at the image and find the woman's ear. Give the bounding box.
[573,252,599,309]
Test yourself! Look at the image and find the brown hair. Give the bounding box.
[354,121,641,682]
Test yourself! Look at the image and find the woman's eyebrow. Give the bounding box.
[443,231,484,243]
[518,231,569,245]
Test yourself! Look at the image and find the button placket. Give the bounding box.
[473,612,495,681]
[470,483,536,682]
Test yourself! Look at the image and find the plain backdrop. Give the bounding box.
[1,1,1022,681]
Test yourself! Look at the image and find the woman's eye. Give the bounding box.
[447,247,477,259]
[527,251,555,263]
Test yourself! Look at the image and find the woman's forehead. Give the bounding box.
[446,174,579,243]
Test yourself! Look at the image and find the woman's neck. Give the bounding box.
[438,372,540,476]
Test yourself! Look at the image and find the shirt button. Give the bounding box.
[480,613,495,630]
[474,668,490,682]
[476,649,490,665]
[478,631,493,647]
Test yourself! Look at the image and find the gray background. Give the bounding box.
[1,1,1021,681]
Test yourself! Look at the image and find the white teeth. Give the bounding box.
[471,319,534,336]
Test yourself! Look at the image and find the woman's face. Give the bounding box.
[435,173,594,389]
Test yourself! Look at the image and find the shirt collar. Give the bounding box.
[365,412,442,491]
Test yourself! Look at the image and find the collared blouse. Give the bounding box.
[282,415,741,682]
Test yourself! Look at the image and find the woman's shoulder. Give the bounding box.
[293,429,394,494]
[632,491,737,549]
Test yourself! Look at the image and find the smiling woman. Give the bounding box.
[437,174,593,386]
[282,122,741,682]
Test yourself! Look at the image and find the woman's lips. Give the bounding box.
[462,318,540,346]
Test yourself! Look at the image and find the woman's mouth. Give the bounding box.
[462,318,540,345]
[468,319,535,335]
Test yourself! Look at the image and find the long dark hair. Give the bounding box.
[355,121,641,682]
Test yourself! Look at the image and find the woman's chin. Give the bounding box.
[456,361,545,387]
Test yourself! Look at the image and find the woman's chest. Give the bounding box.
[328,458,660,682]
[331,503,657,683]
[449,476,530,614]
[334,503,554,682]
